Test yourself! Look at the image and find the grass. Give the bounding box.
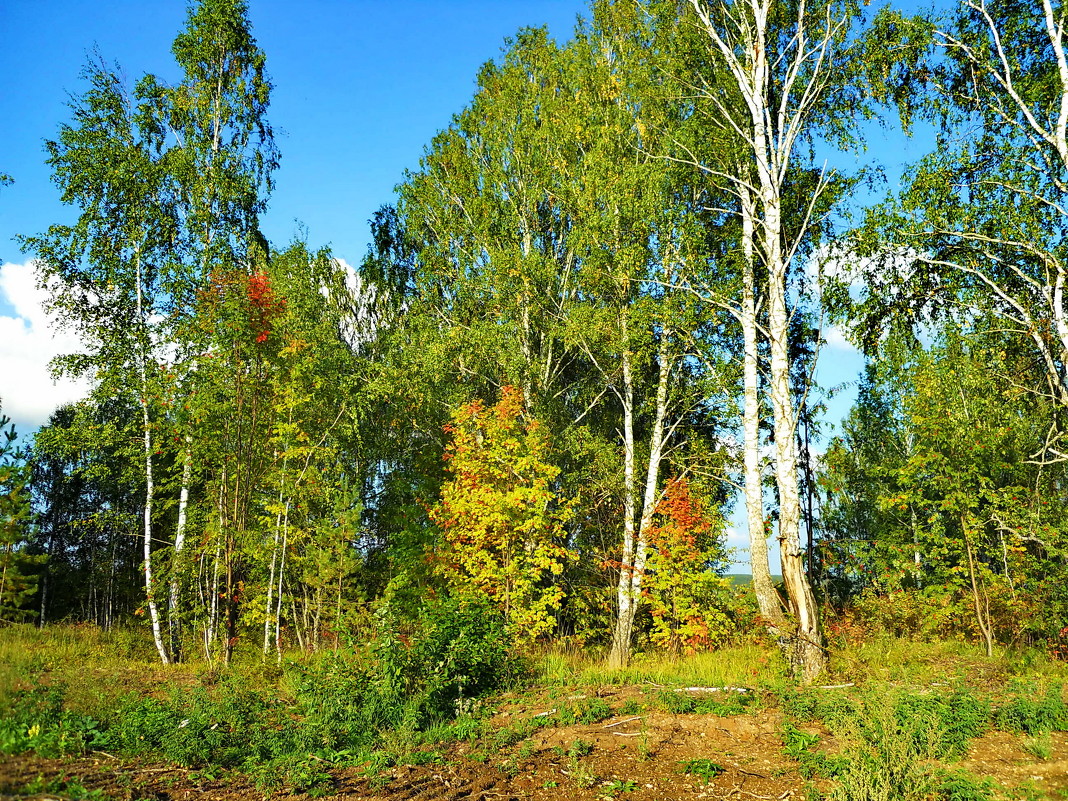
[3,622,1068,800]
[825,633,1068,687]
[533,635,1068,693]
[535,641,785,688]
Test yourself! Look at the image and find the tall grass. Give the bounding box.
[534,642,786,688]
[0,623,187,721]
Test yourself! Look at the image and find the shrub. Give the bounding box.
[992,683,1068,734]
[0,684,104,757]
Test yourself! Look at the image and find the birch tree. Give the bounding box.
[24,0,278,663]
[852,1,1068,459]
[686,0,865,680]
[23,60,180,662]
[147,0,278,662]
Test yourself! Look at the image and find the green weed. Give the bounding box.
[656,688,755,715]
[0,684,105,757]
[993,683,1068,734]
[602,778,638,796]
[555,696,614,725]
[680,758,724,784]
[781,720,845,779]
[567,738,594,758]
[1022,733,1053,761]
[567,755,597,789]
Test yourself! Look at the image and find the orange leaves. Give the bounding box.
[644,476,730,654]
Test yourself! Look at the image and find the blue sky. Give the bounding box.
[0,1,591,270]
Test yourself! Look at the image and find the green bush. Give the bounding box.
[400,596,518,723]
[0,684,104,757]
[992,683,1068,734]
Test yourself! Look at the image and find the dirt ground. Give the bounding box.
[1,687,1065,801]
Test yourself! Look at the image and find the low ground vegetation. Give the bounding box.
[1,622,1067,801]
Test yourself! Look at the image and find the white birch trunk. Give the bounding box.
[263,501,282,658]
[689,0,829,680]
[608,313,639,669]
[274,506,288,661]
[740,185,785,628]
[168,436,192,659]
[608,316,674,668]
[136,252,169,665]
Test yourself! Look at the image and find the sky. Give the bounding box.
[0,0,592,431]
[0,0,935,565]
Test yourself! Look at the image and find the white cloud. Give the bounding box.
[823,324,857,353]
[0,261,89,433]
[723,524,749,552]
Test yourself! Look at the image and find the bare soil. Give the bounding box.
[1,687,1064,801]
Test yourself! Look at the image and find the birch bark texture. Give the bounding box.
[687,0,860,681]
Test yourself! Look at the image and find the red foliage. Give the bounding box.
[246,271,285,344]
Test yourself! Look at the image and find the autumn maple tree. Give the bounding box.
[431,387,573,644]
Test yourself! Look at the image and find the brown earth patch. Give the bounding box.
[2,688,1066,801]
[958,730,1068,796]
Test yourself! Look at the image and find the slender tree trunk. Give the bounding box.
[291,595,305,651]
[608,314,639,669]
[608,316,673,668]
[169,436,192,661]
[963,518,994,658]
[136,253,169,665]
[38,530,55,627]
[274,507,288,661]
[740,184,785,629]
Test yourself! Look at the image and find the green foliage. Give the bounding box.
[820,333,1068,648]
[1021,734,1053,761]
[680,758,724,784]
[0,410,40,622]
[781,720,846,779]
[933,771,998,801]
[0,604,514,793]
[569,697,614,725]
[656,689,755,716]
[825,694,976,801]
[567,754,597,789]
[643,477,732,653]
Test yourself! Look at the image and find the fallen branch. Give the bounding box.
[602,716,644,728]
